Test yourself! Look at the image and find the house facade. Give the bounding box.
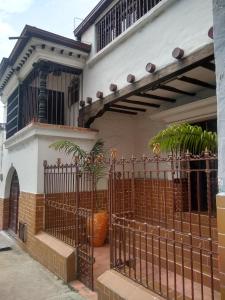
[1,0,224,299]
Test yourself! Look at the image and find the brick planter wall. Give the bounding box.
[16,192,75,283]
[45,190,108,230]
[17,192,45,252]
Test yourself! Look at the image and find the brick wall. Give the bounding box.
[111,177,219,292]
[45,190,108,230]
[216,195,225,298]
[112,213,219,290]
[17,192,45,254]
[17,192,75,283]
[0,198,9,230]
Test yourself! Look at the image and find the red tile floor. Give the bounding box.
[70,244,110,300]
[94,243,110,286]
[71,243,221,300]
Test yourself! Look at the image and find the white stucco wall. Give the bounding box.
[0,136,39,198]
[81,0,213,100]
[93,112,136,157]
[0,124,98,198]
[92,111,165,158]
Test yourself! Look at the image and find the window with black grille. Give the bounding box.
[96,0,162,51]
[6,88,19,139]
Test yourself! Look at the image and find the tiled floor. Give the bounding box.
[70,244,110,300]
[113,258,221,300]
[70,242,221,300]
[94,243,110,287]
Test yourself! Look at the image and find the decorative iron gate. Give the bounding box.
[44,160,94,290]
[109,152,220,299]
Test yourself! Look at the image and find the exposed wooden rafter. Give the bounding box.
[82,43,214,127]
[111,104,146,112]
[178,76,216,90]
[106,108,137,115]
[120,99,160,108]
[201,62,215,72]
[158,84,196,96]
[135,92,176,103]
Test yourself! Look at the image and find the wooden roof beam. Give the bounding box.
[83,44,214,126]
[107,108,138,115]
[120,99,160,108]
[201,61,215,72]
[178,76,216,89]
[135,92,176,103]
[158,84,196,96]
[111,104,146,112]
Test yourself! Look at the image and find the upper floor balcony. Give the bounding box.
[6,61,81,139]
[0,25,92,141]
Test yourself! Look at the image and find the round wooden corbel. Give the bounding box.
[109,84,117,92]
[146,63,156,73]
[86,97,92,105]
[79,100,85,107]
[96,91,104,99]
[208,27,213,39]
[172,47,184,60]
[127,74,135,83]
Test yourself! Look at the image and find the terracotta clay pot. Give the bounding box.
[89,211,108,247]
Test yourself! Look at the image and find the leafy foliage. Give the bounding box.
[49,140,87,159]
[49,139,106,181]
[149,123,217,154]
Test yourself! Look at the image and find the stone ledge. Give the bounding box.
[34,232,76,282]
[4,122,98,150]
[35,232,74,257]
[97,270,164,300]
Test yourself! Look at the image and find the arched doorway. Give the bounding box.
[8,170,20,233]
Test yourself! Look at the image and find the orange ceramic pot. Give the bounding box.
[89,211,108,247]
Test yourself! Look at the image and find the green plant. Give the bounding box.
[49,139,106,182]
[149,123,217,154]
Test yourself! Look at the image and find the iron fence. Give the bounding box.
[109,152,219,299]
[44,160,95,290]
[43,151,219,298]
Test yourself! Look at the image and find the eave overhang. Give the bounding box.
[74,0,112,39]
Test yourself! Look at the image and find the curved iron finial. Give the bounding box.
[110,148,118,160]
[57,158,61,166]
[152,143,161,156]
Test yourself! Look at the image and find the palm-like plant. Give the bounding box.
[50,139,109,246]
[49,139,106,181]
[149,123,217,154]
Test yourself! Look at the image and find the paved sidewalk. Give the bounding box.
[0,231,85,300]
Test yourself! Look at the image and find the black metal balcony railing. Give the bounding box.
[96,0,162,51]
[6,62,81,139]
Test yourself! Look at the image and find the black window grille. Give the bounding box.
[6,88,20,139]
[96,0,162,51]
[6,63,81,139]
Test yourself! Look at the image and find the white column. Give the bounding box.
[213,0,225,192]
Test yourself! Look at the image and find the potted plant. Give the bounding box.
[50,139,108,247]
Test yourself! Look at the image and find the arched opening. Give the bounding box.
[8,170,20,233]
